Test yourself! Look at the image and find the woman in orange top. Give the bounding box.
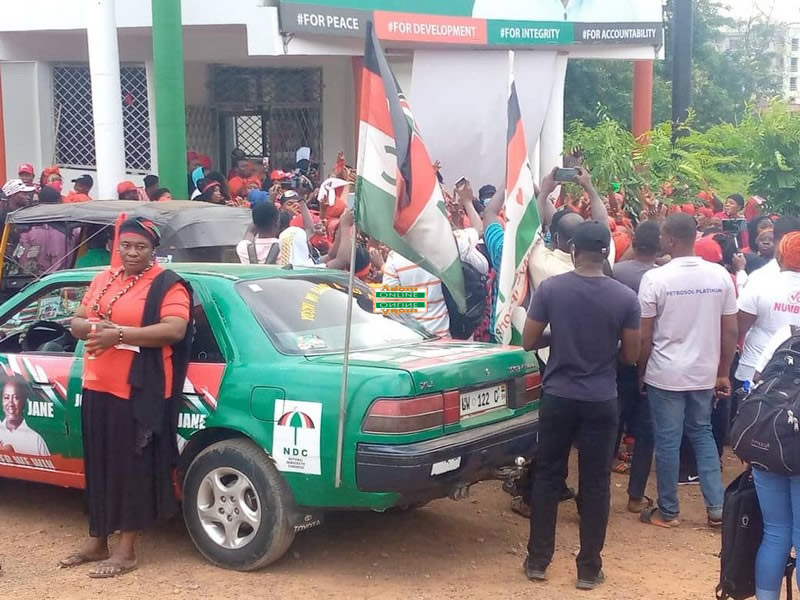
[61,218,191,578]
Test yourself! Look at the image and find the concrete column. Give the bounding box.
[152,0,188,196]
[145,60,159,177]
[632,60,654,143]
[539,54,568,178]
[87,0,126,199]
[531,139,541,188]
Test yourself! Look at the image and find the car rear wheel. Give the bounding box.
[182,438,296,571]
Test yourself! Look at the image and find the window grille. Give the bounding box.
[186,105,219,167]
[211,66,322,170]
[52,64,151,172]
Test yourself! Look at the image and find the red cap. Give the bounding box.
[680,203,696,215]
[187,151,199,161]
[270,169,292,181]
[17,163,34,175]
[197,154,212,169]
[695,237,723,263]
[117,180,137,194]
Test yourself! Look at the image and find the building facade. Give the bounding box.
[0,0,663,194]
[784,24,800,106]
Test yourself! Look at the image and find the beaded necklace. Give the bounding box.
[90,262,155,320]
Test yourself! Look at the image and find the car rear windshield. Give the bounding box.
[237,275,431,355]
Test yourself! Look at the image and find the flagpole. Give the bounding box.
[334,212,360,488]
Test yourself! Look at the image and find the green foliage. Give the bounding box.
[565,0,784,130]
[564,101,800,215]
[740,102,800,215]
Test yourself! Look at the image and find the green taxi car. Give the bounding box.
[0,264,540,571]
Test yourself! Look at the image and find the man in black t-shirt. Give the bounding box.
[522,221,641,591]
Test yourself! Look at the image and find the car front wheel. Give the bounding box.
[182,438,296,571]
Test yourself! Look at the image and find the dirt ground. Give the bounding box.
[0,453,741,600]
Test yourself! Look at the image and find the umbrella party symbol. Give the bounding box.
[278,409,315,446]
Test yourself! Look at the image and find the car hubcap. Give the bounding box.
[197,467,261,549]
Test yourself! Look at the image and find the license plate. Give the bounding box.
[460,384,507,418]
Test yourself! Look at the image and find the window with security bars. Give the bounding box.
[211,66,322,171]
[52,65,151,171]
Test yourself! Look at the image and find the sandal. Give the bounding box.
[88,559,138,579]
[612,461,631,475]
[58,552,109,569]
[627,495,653,514]
[511,496,531,519]
[640,507,680,528]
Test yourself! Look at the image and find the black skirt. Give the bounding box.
[81,390,178,537]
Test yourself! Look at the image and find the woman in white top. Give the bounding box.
[747,232,800,600]
[738,231,800,385]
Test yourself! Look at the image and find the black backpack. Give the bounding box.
[246,240,280,265]
[716,469,763,600]
[442,261,488,340]
[731,327,800,475]
[716,469,796,600]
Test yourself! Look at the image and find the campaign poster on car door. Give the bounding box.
[0,354,80,475]
[279,0,664,46]
[176,364,226,453]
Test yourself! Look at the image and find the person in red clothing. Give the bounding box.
[117,181,140,201]
[64,174,93,203]
[40,166,63,195]
[17,163,36,188]
[61,218,190,578]
[723,194,745,219]
[228,158,260,202]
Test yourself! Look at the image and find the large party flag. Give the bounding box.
[355,22,465,311]
[494,74,541,345]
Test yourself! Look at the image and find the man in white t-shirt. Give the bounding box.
[0,376,49,456]
[383,227,488,338]
[638,213,738,529]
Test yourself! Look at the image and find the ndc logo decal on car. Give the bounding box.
[272,401,323,476]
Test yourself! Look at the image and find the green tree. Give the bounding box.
[564,101,800,215]
[564,0,783,131]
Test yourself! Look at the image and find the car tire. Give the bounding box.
[182,438,296,571]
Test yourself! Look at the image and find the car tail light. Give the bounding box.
[512,372,541,408]
[363,393,444,434]
[442,390,460,425]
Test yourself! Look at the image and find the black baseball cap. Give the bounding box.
[143,174,159,188]
[572,220,610,254]
[71,174,94,188]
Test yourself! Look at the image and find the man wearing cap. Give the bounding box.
[117,181,140,201]
[484,165,609,518]
[18,163,36,188]
[522,221,641,590]
[1,179,35,223]
[65,174,93,203]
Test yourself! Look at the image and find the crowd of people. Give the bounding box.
[341,159,797,596]
[505,172,798,597]
[4,143,799,595]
